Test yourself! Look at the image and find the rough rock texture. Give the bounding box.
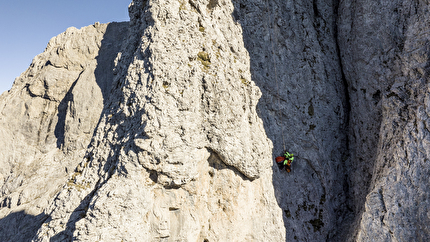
[339,1,430,241]
[1,0,285,241]
[1,0,430,241]
[30,0,285,240]
[0,22,128,242]
[232,0,349,240]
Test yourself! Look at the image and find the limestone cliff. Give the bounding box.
[2,0,285,241]
[1,0,430,241]
[339,1,430,241]
[0,22,128,241]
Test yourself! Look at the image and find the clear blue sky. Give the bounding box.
[0,1,131,95]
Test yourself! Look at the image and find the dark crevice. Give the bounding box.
[149,170,158,183]
[333,0,355,241]
[333,0,351,137]
[313,0,320,18]
[54,71,83,149]
[207,149,251,181]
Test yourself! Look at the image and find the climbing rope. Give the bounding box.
[264,0,286,152]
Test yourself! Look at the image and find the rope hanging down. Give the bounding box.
[264,1,297,173]
[264,0,286,152]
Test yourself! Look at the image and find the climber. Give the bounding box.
[275,152,294,173]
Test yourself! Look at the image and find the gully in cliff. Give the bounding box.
[276,152,294,173]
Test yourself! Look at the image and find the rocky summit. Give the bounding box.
[1,0,430,241]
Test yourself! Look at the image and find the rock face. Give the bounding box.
[1,0,430,241]
[233,0,349,240]
[2,0,285,241]
[339,1,430,241]
[0,22,128,242]
[31,0,284,241]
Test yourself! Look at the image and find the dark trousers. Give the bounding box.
[277,162,291,172]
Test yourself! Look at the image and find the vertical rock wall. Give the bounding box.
[339,0,430,241]
[233,0,350,240]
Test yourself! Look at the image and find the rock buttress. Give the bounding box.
[31,0,285,241]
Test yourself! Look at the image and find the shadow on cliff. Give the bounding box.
[48,142,132,241]
[0,211,50,241]
[231,1,353,240]
[49,22,133,241]
[54,22,129,149]
[230,3,295,239]
[231,15,287,242]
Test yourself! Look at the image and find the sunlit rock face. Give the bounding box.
[1,0,284,241]
[1,0,430,241]
[0,22,129,242]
